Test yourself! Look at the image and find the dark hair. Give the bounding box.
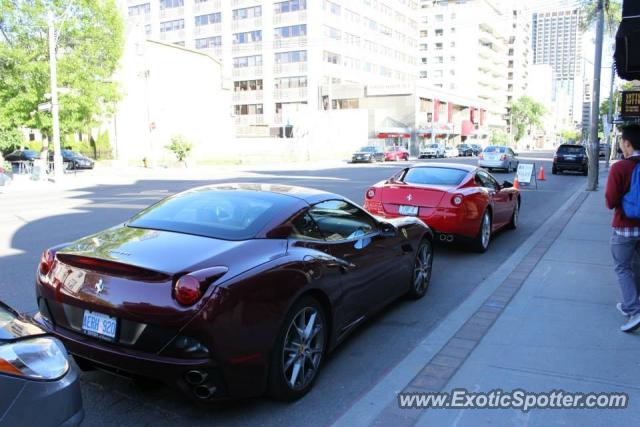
[622,125,640,151]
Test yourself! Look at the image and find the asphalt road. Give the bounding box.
[0,152,587,426]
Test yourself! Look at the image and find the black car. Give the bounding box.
[48,150,95,170]
[552,144,588,175]
[351,146,385,163]
[0,301,83,426]
[4,149,40,162]
[470,144,482,156]
[457,144,474,157]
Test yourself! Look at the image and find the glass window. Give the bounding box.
[233,55,262,68]
[402,167,468,186]
[476,171,499,190]
[309,200,377,241]
[275,24,307,39]
[557,145,586,154]
[233,30,262,44]
[483,146,507,153]
[160,19,184,32]
[290,211,323,240]
[274,0,307,14]
[275,50,307,63]
[195,13,221,26]
[195,36,221,49]
[128,3,150,16]
[233,6,262,20]
[160,0,183,9]
[128,189,289,241]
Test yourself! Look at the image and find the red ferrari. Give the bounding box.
[384,146,409,161]
[364,164,520,252]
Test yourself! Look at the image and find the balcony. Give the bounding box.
[273,36,307,49]
[193,0,221,13]
[194,23,222,36]
[273,87,308,101]
[235,114,265,125]
[273,10,307,25]
[231,0,260,7]
[159,6,184,20]
[232,17,262,31]
[160,29,185,41]
[273,62,307,75]
[232,41,263,54]
[232,66,263,79]
[233,90,264,103]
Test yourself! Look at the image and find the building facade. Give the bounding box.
[417,0,510,135]
[532,6,582,128]
[123,0,420,136]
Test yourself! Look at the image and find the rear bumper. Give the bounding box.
[478,159,509,169]
[554,162,587,170]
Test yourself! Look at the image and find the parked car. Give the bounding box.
[470,144,483,156]
[478,146,519,172]
[598,143,610,158]
[384,146,410,161]
[444,146,458,158]
[351,146,385,163]
[0,301,83,426]
[34,183,433,402]
[364,164,520,253]
[4,149,40,162]
[48,150,95,170]
[419,143,445,159]
[456,144,474,157]
[552,144,588,175]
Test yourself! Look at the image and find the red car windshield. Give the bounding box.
[128,189,293,240]
[402,167,468,186]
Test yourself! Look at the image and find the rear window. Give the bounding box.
[128,189,293,240]
[403,167,468,186]
[484,146,507,153]
[558,145,585,154]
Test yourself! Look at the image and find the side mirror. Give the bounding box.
[379,221,398,238]
[502,181,513,188]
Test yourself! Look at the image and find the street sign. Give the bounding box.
[517,163,535,185]
[621,91,640,118]
[37,102,52,112]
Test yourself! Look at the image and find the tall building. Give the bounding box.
[418,0,510,134]
[124,0,419,136]
[532,6,582,127]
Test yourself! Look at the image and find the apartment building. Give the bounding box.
[532,6,582,126]
[124,0,419,136]
[418,0,510,135]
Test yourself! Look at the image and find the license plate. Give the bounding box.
[564,155,576,160]
[82,310,117,341]
[398,205,419,216]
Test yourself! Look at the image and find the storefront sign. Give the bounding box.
[621,91,640,117]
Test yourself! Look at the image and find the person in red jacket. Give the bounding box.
[606,124,640,332]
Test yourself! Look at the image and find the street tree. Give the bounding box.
[509,96,546,144]
[0,0,123,145]
[490,130,509,146]
[581,0,622,35]
[558,128,581,143]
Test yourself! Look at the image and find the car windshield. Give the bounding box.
[403,167,468,186]
[359,147,376,152]
[558,146,585,154]
[128,189,293,240]
[458,145,468,149]
[428,144,439,148]
[62,150,79,157]
[24,150,38,157]
[484,146,507,153]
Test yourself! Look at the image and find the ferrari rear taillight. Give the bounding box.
[174,275,202,306]
[500,154,507,161]
[39,250,55,276]
[366,188,376,199]
[451,194,464,206]
[479,153,484,160]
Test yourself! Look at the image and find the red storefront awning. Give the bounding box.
[461,120,475,137]
[377,132,410,138]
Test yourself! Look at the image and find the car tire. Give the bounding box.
[472,210,492,253]
[552,166,557,175]
[507,199,519,230]
[582,168,588,176]
[407,239,433,300]
[268,296,327,401]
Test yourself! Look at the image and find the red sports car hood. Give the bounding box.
[57,225,285,276]
[382,183,452,207]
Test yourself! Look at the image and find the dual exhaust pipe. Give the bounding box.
[185,370,217,400]
[439,234,454,243]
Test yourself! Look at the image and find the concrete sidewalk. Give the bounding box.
[333,172,640,427]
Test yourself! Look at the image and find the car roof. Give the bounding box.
[558,144,584,148]
[185,183,343,205]
[409,163,476,172]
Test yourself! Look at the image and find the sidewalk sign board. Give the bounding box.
[516,163,538,189]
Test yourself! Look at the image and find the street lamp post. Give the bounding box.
[47,11,63,181]
[587,0,605,191]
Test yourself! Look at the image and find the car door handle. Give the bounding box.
[304,255,356,272]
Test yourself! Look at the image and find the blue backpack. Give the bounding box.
[622,159,640,219]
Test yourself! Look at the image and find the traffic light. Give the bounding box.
[615,0,640,80]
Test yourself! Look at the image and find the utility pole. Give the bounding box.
[606,61,615,168]
[47,11,63,181]
[587,0,604,191]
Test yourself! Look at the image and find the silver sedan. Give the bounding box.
[478,146,519,172]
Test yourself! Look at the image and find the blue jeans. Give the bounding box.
[611,232,640,316]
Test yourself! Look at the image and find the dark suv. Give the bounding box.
[552,144,588,175]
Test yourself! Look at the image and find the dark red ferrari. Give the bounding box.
[34,184,433,401]
[363,164,520,252]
